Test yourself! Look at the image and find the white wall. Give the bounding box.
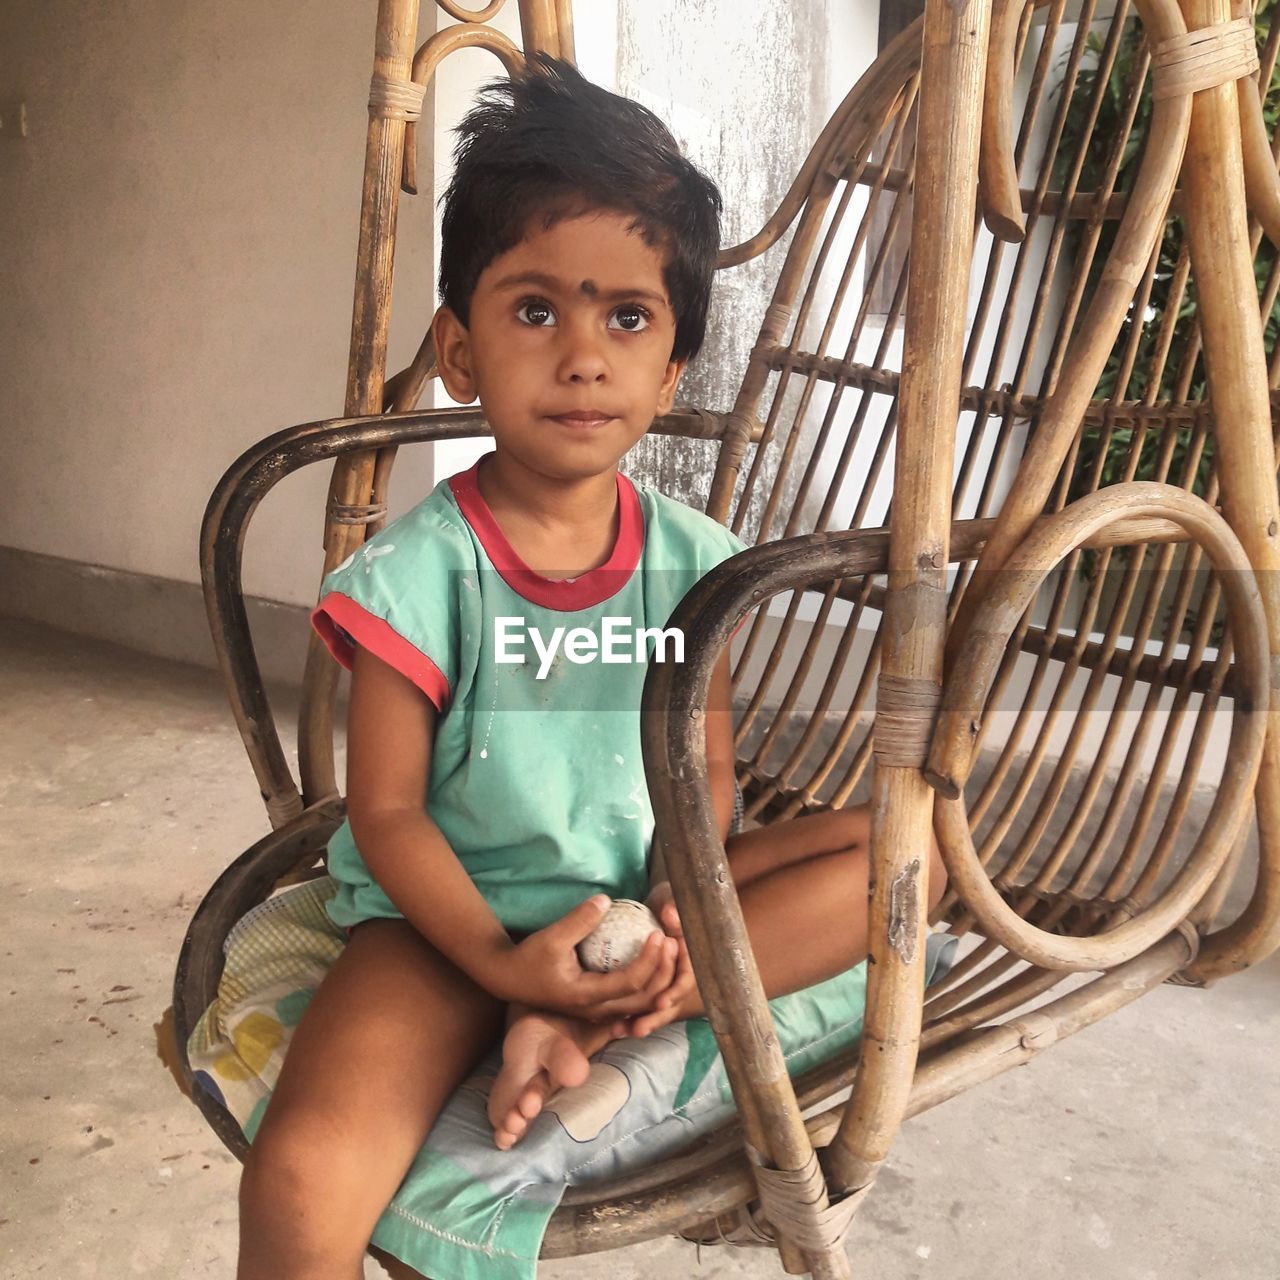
[0,0,439,609]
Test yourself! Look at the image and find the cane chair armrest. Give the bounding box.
[640,523,908,895]
[638,524,908,1195]
[200,408,490,821]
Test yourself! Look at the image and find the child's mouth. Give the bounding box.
[549,412,614,430]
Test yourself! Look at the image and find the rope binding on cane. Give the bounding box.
[1151,19,1259,101]
[749,1148,872,1252]
[368,74,427,121]
[875,674,943,769]
[328,501,389,527]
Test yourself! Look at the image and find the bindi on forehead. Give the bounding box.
[579,279,598,298]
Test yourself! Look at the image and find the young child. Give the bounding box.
[236,55,946,1279]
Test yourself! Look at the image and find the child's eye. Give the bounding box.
[516,299,556,327]
[608,304,651,332]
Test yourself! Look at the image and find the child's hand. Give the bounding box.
[623,881,697,1038]
[493,895,680,1023]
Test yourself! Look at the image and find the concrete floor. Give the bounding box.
[2,616,1277,1279]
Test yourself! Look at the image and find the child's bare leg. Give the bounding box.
[727,805,873,888]
[237,919,503,1280]
[664,806,947,1020]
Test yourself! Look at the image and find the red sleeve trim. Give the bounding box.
[310,592,451,712]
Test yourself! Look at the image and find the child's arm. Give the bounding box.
[346,645,675,1020]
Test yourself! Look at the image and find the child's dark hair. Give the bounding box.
[438,54,723,362]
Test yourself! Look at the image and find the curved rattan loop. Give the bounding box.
[413,18,523,77]
[932,482,1267,792]
[200,410,490,822]
[435,0,507,21]
[401,25,524,194]
[930,484,1269,972]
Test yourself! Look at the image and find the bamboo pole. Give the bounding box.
[402,22,524,195]
[1176,0,1280,982]
[824,0,991,1196]
[297,0,422,805]
[517,0,565,56]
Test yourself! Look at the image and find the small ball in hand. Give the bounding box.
[577,899,662,973]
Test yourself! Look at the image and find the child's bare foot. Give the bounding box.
[488,1007,618,1150]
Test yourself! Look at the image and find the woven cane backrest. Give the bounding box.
[715,0,1276,943]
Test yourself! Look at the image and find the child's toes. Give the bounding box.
[492,1094,542,1151]
[515,1087,545,1122]
[494,1111,529,1148]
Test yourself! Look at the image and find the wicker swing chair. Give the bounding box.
[172,0,1280,1276]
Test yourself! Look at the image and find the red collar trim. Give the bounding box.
[448,456,643,611]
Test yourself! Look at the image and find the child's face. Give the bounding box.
[432,209,688,482]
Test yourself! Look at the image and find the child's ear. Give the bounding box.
[431,305,477,404]
[656,355,688,416]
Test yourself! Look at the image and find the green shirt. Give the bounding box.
[312,455,747,934]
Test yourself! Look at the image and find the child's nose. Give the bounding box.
[557,320,609,384]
